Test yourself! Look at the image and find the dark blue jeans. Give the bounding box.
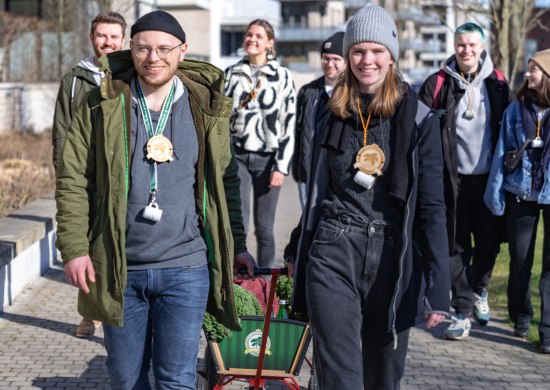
[506,192,550,341]
[451,174,501,314]
[306,216,409,390]
[234,146,281,267]
[103,265,209,389]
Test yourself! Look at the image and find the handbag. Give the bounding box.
[504,139,531,173]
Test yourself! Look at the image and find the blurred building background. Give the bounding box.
[0,0,548,132]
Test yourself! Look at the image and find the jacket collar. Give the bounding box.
[98,50,228,116]
[231,57,279,77]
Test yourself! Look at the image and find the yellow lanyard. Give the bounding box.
[357,97,372,147]
[239,74,262,109]
[249,77,261,99]
[460,70,478,112]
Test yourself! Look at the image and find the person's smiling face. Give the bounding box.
[454,32,484,74]
[348,41,393,93]
[525,61,545,91]
[243,24,274,61]
[131,30,187,89]
[321,53,346,83]
[90,22,124,60]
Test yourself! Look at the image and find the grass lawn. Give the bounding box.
[488,218,543,345]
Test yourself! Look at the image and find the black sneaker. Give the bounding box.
[513,324,530,338]
[541,341,550,354]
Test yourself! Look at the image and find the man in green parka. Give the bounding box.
[55,10,255,388]
[52,11,127,339]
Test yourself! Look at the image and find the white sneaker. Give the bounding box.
[444,314,471,340]
[473,290,490,326]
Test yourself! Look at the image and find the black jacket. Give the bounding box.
[285,87,451,335]
[418,66,511,254]
[291,76,330,183]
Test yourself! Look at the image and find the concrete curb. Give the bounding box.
[0,193,57,311]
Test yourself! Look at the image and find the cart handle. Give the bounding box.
[236,267,288,390]
[237,267,288,276]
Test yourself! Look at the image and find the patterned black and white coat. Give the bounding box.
[224,57,296,175]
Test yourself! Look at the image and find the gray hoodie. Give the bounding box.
[76,55,104,86]
[443,52,494,174]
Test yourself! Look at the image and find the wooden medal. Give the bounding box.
[353,144,385,176]
[146,134,174,163]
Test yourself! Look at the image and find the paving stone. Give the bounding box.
[2,182,550,389]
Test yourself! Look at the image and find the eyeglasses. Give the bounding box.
[132,42,183,59]
[321,57,344,65]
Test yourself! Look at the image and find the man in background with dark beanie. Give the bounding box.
[291,31,346,207]
[55,10,255,388]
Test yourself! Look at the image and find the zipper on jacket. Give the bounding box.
[390,135,416,350]
[202,178,214,265]
[198,102,234,311]
[113,255,121,297]
[120,93,129,198]
[203,166,231,303]
[111,92,129,296]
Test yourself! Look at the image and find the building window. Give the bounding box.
[5,0,42,16]
[221,30,243,57]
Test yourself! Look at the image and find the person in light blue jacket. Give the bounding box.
[484,48,550,354]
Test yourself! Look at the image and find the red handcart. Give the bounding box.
[196,268,316,390]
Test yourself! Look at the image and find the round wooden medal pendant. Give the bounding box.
[353,144,385,175]
[146,134,174,163]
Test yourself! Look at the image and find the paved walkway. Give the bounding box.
[1,182,549,389]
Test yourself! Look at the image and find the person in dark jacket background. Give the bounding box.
[292,31,346,207]
[52,11,127,339]
[284,5,450,389]
[419,22,511,340]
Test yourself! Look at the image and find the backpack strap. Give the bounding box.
[432,69,446,109]
[493,68,505,83]
[415,100,432,127]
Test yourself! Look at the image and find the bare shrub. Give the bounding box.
[0,131,54,217]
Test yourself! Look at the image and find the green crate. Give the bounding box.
[209,316,311,376]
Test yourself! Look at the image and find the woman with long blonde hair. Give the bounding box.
[284,5,450,388]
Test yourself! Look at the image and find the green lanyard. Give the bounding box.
[136,78,176,195]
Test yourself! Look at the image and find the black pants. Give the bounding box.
[234,147,281,268]
[451,174,501,314]
[506,192,550,341]
[306,216,409,390]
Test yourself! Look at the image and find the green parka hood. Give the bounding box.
[98,50,228,116]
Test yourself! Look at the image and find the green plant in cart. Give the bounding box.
[276,275,294,302]
[202,284,263,342]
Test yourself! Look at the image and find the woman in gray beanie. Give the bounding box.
[484,49,550,354]
[284,4,450,388]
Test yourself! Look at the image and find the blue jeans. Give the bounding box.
[234,146,281,267]
[103,265,210,390]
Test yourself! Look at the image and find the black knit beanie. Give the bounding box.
[131,10,186,43]
[321,32,345,58]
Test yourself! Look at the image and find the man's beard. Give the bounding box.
[136,67,176,88]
